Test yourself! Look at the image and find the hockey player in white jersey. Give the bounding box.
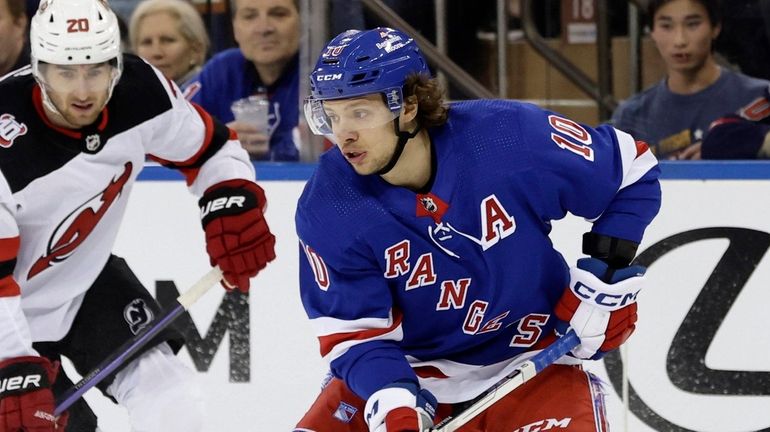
[0,0,276,430]
[294,28,661,431]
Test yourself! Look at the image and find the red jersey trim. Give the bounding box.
[318,311,404,358]
[414,366,449,379]
[0,236,20,262]
[634,140,650,158]
[0,275,20,297]
[150,102,224,185]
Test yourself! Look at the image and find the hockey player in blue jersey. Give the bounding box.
[294,27,661,432]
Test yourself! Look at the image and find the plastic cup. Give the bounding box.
[230,95,269,131]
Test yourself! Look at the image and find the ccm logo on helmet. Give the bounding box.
[572,282,639,308]
[317,73,342,81]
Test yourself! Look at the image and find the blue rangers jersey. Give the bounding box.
[188,49,300,162]
[295,100,661,404]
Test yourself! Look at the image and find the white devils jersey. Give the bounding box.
[0,55,255,359]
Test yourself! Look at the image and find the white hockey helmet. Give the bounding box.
[30,0,123,110]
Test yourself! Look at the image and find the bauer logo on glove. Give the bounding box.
[0,371,45,395]
[199,179,276,292]
[0,356,69,431]
[200,187,259,226]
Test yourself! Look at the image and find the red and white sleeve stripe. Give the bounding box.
[613,128,658,191]
[310,310,404,363]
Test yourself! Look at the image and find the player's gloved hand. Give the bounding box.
[0,356,68,431]
[365,381,437,432]
[200,179,276,292]
[554,257,646,360]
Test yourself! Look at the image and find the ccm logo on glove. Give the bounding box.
[571,281,639,308]
[555,257,646,360]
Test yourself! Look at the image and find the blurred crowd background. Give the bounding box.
[5,0,770,162]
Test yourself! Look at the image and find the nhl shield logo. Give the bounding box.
[85,134,101,152]
[416,193,449,223]
[123,298,154,334]
[0,114,28,148]
[420,196,438,213]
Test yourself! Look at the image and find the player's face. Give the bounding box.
[39,63,114,128]
[323,94,401,175]
[134,11,200,83]
[232,0,299,73]
[650,0,720,75]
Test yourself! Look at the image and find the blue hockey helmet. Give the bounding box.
[305,27,430,136]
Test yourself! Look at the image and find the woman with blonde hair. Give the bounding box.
[130,0,209,89]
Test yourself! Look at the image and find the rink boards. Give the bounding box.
[79,161,770,431]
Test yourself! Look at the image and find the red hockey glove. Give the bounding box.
[554,257,646,360]
[0,356,68,431]
[200,179,276,292]
[365,381,437,432]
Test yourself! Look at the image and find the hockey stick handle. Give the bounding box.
[529,331,580,372]
[430,332,579,432]
[54,266,223,416]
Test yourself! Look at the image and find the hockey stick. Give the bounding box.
[54,266,223,416]
[429,332,580,432]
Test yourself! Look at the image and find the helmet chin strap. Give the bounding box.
[377,117,422,176]
[35,81,65,119]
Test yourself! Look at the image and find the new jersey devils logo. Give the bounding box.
[124,298,154,334]
[28,162,133,279]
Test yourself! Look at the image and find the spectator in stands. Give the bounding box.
[130,0,209,90]
[701,85,770,158]
[611,0,769,160]
[715,0,770,81]
[0,0,28,76]
[189,0,299,161]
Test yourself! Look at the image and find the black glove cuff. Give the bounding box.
[0,362,51,397]
[199,185,259,228]
[582,232,639,269]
